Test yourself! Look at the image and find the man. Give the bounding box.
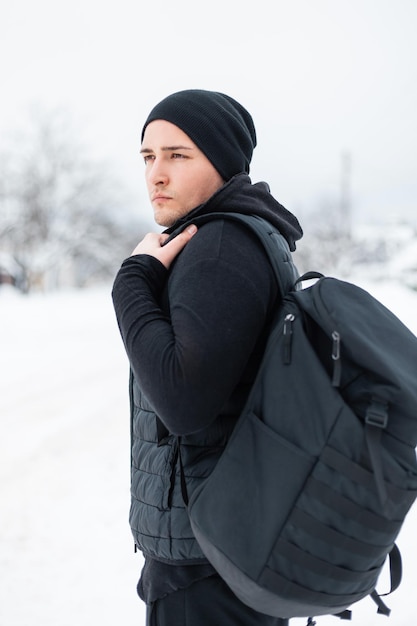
[112,90,303,625]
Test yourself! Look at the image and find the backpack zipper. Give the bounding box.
[331,331,341,387]
[282,306,341,387]
[283,313,295,364]
[311,279,343,387]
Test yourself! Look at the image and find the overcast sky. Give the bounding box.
[1,0,416,227]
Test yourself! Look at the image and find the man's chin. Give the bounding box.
[153,206,185,228]
[154,213,175,228]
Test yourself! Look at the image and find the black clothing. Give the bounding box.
[146,573,289,626]
[138,559,215,604]
[166,174,302,252]
[128,371,237,563]
[112,173,302,609]
[113,174,302,436]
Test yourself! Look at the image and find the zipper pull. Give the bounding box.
[283,313,295,364]
[331,331,341,386]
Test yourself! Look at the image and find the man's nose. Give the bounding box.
[148,158,169,186]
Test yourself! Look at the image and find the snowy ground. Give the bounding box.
[1,279,416,626]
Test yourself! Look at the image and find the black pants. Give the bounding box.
[146,573,289,626]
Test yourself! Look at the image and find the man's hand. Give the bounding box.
[131,224,198,269]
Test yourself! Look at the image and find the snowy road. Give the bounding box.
[0,287,144,626]
[1,283,416,626]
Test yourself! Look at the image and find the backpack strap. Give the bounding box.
[305,546,402,623]
[370,543,403,616]
[365,397,390,507]
[167,211,299,299]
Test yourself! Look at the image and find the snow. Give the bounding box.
[1,281,416,626]
[0,285,143,626]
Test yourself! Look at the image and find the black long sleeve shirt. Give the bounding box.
[112,218,279,435]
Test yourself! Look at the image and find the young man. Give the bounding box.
[112,90,303,625]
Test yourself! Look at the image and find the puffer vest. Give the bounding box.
[129,374,237,563]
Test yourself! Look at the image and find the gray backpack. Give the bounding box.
[179,213,417,622]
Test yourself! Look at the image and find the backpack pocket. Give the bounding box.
[263,401,417,601]
[188,410,315,580]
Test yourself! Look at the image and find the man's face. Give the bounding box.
[141,120,225,227]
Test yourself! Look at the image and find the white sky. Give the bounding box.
[1,0,416,226]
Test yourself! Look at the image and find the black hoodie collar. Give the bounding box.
[164,173,303,251]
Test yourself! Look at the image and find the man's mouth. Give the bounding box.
[152,193,172,202]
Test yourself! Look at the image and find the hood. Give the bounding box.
[165,173,303,251]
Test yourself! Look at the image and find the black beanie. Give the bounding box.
[141,89,257,181]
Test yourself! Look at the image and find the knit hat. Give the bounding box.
[141,89,257,181]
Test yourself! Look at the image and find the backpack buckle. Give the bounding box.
[365,400,388,429]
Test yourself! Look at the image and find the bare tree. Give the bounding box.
[0,108,144,292]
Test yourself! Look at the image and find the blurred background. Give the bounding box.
[1,1,416,624]
[1,0,417,292]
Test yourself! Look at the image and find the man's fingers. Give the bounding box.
[130,225,198,268]
[159,225,198,268]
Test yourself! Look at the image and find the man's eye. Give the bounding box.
[143,155,154,164]
[172,153,187,159]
